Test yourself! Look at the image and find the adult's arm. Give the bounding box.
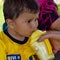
[51,17,60,30]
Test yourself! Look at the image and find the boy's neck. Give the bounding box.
[8,28,25,41]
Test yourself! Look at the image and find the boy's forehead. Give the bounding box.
[19,12,39,18]
[14,12,39,23]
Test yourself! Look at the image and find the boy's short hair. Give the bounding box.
[3,0,39,21]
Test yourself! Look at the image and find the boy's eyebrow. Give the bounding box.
[26,18,34,21]
[27,19,33,22]
[27,17,38,21]
[26,14,39,21]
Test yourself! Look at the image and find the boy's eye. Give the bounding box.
[35,19,37,21]
[26,18,38,23]
[27,20,31,23]
[35,18,38,21]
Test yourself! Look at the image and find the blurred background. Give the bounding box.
[0,0,4,31]
[0,0,60,31]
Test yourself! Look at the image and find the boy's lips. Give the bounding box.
[28,31,33,36]
[28,30,37,36]
[30,31,35,35]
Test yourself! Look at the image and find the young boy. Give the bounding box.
[0,0,40,60]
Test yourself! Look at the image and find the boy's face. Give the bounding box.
[8,12,39,38]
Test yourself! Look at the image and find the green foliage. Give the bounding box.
[58,4,60,15]
[0,1,4,31]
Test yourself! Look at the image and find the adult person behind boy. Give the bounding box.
[38,30,60,60]
[0,0,40,60]
[38,0,59,30]
[37,0,60,53]
[37,0,60,59]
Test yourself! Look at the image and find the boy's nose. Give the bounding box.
[31,22,38,31]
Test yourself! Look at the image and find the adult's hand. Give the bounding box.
[38,31,60,42]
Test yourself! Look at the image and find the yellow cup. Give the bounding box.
[29,30,54,60]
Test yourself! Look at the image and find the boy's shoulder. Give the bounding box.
[0,31,6,39]
[0,31,6,50]
[0,31,4,38]
[0,31,9,45]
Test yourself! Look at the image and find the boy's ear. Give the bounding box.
[6,19,14,29]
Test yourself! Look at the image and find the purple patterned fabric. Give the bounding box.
[38,0,59,30]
